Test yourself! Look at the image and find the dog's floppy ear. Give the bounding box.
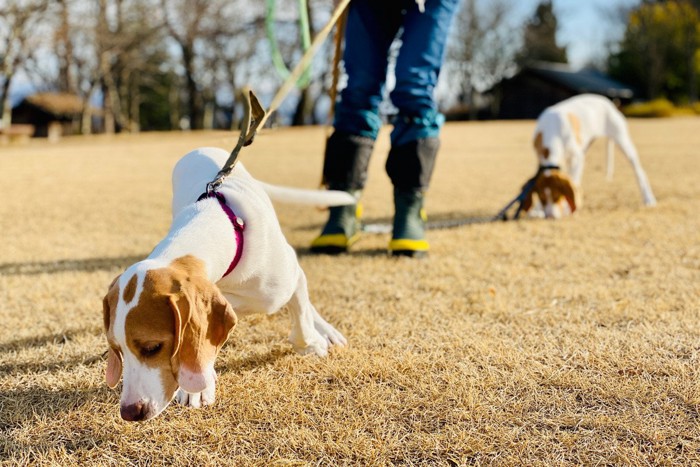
[551,172,577,213]
[209,288,238,348]
[521,180,535,213]
[105,348,123,389]
[169,283,237,393]
[102,275,123,388]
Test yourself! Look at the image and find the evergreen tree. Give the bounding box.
[517,0,567,67]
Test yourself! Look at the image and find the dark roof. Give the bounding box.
[526,62,634,99]
[22,93,84,116]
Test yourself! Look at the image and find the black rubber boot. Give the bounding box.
[310,132,373,254]
[310,200,362,254]
[385,138,439,257]
[389,189,429,258]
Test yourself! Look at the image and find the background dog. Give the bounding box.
[523,93,657,218]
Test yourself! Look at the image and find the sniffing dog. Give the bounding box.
[522,94,657,218]
[102,147,352,421]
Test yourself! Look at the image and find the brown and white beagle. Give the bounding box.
[522,94,657,218]
[103,147,351,421]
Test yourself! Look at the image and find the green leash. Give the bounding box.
[265,0,312,88]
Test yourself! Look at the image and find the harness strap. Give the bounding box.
[197,191,245,279]
[495,164,561,221]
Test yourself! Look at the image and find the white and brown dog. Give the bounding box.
[102,147,352,421]
[522,93,657,218]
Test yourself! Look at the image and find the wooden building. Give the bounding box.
[11,93,83,140]
[490,62,634,120]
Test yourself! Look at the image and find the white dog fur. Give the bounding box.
[525,93,657,218]
[102,147,350,421]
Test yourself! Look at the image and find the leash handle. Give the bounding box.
[206,88,265,195]
[258,0,351,132]
[205,0,352,195]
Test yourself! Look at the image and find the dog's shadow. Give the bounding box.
[0,254,149,276]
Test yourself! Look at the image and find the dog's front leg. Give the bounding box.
[175,385,216,408]
[287,269,345,357]
[569,145,586,187]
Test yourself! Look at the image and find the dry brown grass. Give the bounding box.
[1,118,699,466]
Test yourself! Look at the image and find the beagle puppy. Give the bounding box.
[523,94,657,218]
[102,147,351,421]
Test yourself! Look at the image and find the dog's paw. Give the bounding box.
[291,335,329,357]
[175,385,216,408]
[314,320,347,348]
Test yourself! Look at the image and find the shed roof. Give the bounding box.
[526,62,634,99]
[23,93,84,117]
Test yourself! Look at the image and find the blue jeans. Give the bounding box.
[333,0,459,147]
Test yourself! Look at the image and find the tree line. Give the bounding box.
[1,0,698,134]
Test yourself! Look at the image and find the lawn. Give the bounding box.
[1,118,698,465]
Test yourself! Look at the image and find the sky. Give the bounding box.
[513,0,642,69]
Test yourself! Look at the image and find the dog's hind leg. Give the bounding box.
[614,133,657,206]
[287,269,345,357]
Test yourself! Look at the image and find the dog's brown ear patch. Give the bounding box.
[209,289,237,348]
[535,172,577,214]
[534,132,550,159]
[567,113,583,146]
[552,173,577,213]
[521,180,535,213]
[166,256,237,393]
[103,275,123,387]
[106,348,123,388]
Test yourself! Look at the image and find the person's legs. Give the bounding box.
[385,0,459,257]
[312,0,403,253]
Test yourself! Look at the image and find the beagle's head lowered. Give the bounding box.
[522,168,578,219]
[102,255,237,422]
[525,129,579,219]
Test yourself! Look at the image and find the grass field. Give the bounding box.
[1,118,699,465]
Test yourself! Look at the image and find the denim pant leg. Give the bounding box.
[389,0,460,147]
[333,0,403,140]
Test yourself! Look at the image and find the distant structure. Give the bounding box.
[489,62,635,120]
[11,93,83,141]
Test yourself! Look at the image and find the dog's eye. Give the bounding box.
[140,343,163,357]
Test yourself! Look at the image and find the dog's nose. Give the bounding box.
[120,401,150,422]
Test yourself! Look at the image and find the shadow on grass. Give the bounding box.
[0,327,99,353]
[0,327,106,376]
[0,384,112,433]
[0,254,148,276]
[294,210,499,234]
[0,352,104,376]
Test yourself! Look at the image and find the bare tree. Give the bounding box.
[443,0,520,118]
[0,0,51,129]
[160,0,221,130]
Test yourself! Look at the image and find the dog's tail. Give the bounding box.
[259,182,356,206]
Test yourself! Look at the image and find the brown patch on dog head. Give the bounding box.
[567,113,583,146]
[103,274,123,388]
[167,256,237,392]
[123,256,237,395]
[534,132,550,159]
[534,171,577,214]
[122,274,137,303]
